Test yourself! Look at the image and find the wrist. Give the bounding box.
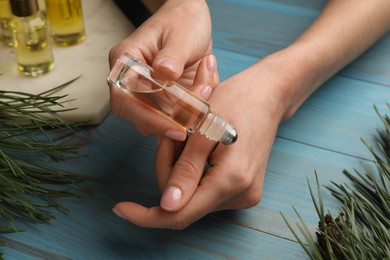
[255,42,329,121]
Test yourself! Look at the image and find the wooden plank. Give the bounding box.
[1,112,372,258]
[1,0,388,259]
[2,177,308,259]
[0,246,37,260]
[3,215,308,259]
[340,36,390,86]
[215,136,370,241]
[208,0,390,160]
[208,0,390,86]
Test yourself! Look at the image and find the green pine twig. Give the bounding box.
[0,77,86,252]
[283,104,390,259]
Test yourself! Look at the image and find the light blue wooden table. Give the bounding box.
[2,0,389,259]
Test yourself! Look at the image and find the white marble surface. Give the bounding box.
[0,0,134,124]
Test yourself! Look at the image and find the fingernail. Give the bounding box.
[159,58,178,73]
[200,85,212,100]
[165,130,187,141]
[207,55,216,73]
[112,208,127,220]
[161,186,182,211]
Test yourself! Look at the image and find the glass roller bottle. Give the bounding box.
[107,53,238,145]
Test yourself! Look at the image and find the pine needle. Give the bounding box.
[283,104,390,259]
[0,77,86,253]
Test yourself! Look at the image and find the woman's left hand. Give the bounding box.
[113,55,292,229]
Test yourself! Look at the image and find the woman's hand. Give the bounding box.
[111,0,390,229]
[112,54,293,229]
[108,0,215,140]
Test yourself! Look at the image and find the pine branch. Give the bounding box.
[283,104,390,259]
[0,78,86,252]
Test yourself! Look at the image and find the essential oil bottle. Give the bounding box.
[9,0,55,77]
[45,0,85,46]
[0,0,14,46]
[108,54,238,145]
[37,0,46,15]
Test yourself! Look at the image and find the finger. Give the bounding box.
[108,39,145,69]
[159,135,217,211]
[155,137,186,191]
[109,85,187,141]
[113,173,226,229]
[191,84,213,100]
[189,54,218,100]
[193,55,218,88]
[213,67,220,87]
[152,38,212,82]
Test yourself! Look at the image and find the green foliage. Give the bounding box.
[0,78,86,254]
[283,104,390,259]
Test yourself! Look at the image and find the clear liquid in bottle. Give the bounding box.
[108,53,237,145]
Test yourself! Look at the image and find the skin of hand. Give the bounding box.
[112,0,390,229]
[108,0,215,141]
[114,63,283,229]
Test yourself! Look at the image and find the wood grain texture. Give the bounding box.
[0,114,376,259]
[1,0,389,259]
[209,0,390,86]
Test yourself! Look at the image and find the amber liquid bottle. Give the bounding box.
[108,54,238,145]
[45,0,85,46]
[9,0,55,77]
[0,0,13,46]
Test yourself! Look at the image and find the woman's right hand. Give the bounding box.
[108,0,216,141]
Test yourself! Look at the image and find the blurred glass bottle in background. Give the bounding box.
[37,0,46,15]
[45,0,85,46]
[0,0,14,46]
[9,0,55,77]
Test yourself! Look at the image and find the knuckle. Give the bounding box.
[108,44,121,67]
[140,120,158,136]
[173,158,201,182]
[136,127,151,136]
[228,169,262,208]
[108,47,115,61]
[231,172,253,192]
[171,216,193,230]
[242,192,262,208]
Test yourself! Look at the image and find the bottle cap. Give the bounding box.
[10,0,38,17]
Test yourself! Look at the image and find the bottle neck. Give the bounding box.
[10,0,39,17]
[198,112,237,145]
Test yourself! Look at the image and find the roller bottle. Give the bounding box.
[107,53,238,145]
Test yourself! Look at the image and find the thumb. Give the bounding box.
[160,137,216,212]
